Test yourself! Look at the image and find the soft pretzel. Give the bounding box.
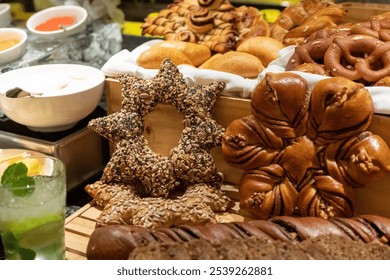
[285,11,390,83]
[285,28,350,71]
[324,35,390,82]
[349,18,390,42]
[286,37,331,71]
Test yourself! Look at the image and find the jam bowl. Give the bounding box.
[0,28,28,65]
[26,5,88,39]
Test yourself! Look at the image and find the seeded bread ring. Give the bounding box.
[85,58,233,228]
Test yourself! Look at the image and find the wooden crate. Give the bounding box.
[342,2,390,23]
[105,78,390,219]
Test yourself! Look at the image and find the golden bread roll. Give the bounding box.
[198,53,223,69]
[154,41,211,66]
[293,63,327,75]
[236,36,284,66]
[137,46,193,69]
[374,76,390,87]
[199,51,264,78]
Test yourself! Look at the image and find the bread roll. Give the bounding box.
[293,63,327,75]
[198,53,222,69]
[137,46,193,69]
[236,36,284,66]
[199,51,264,78]
[374,76,390,87]
[154,40,211,66]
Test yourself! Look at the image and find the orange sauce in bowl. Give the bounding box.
[0,39,20,51]
[35,16,75,31]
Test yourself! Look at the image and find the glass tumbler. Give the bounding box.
[0,155,66,260]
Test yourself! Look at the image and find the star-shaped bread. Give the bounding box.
[85,59,234,228]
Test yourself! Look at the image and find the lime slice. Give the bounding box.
[8,214,63,239]
[1,232,36,260]
[17,220,64,249]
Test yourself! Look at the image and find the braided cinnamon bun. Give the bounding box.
[198,0,224,11]
[222,73,390,220]
[307,77,374,145]
[325,132,390,188]
[185,7,214,34]
[251,72,310,139]
[165,27,199,42]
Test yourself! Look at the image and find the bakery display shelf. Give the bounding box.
[106,77,390,218]
[64,184,248,260]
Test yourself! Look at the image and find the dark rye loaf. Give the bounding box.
[128,235,390,260]
[86,215,390,260]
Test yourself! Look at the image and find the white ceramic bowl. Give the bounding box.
[0,3,11,28]
[0,64,105,132]
[0,28,28,65]
[26,5,88,39]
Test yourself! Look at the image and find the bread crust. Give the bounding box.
[199,51,264,78]
[154,40,212,66]
[137,46,193,69]
[237,36,284,66]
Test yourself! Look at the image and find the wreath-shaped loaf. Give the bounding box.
[222,72,390,220]
[85,59,233,229]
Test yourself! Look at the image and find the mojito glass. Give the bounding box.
[0,155,66,260]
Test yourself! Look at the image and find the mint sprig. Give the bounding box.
[1,162,35,197]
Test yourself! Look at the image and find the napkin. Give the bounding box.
[101,41,390,114]
[101,39,258,98]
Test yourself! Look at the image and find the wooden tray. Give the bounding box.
[65,202,99,260]
[64,185,248,260]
